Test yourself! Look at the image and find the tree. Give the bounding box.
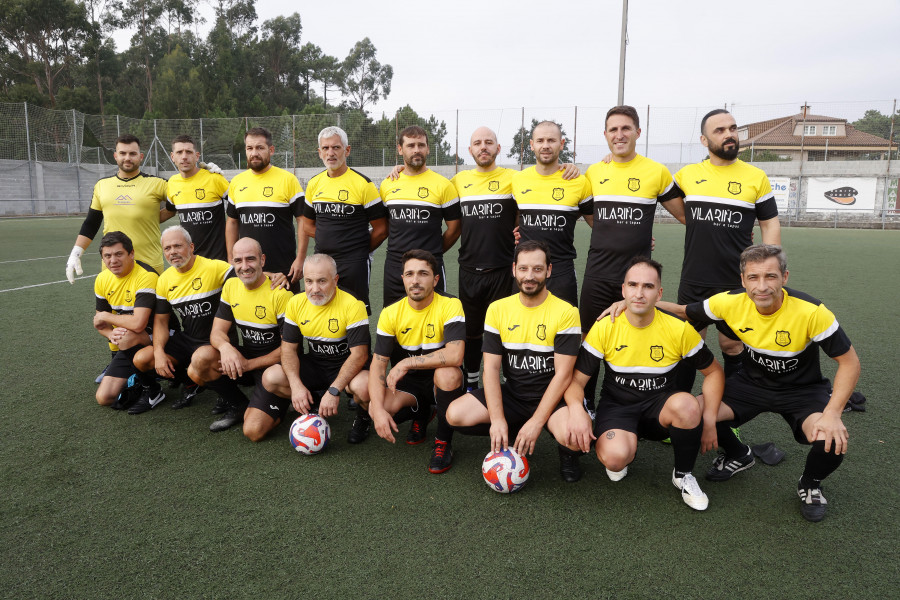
[507,119,574,165]
[852,109,897,141]
[340,37,392,113]
[153,44,204,118]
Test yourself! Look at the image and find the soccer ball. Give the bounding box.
[482,448,530,493]
[289,414,331,455]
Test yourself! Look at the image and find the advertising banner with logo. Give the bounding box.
[888,178,899,214]
[805,177,877,211]
[768,177,792,211]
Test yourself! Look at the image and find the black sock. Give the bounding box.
[558,445,581,457]
[206,378,248,410]
[138,369,157,389]
[434,385,464,444]
[669,424,703,474]
[801,440,844,487]
[723,350,746,378]
[716,421,749,457]
[394,406,416,425]
[583,373,599,413]
[675,361,697,393]
[356,404,371,422]
[464,337,483,387]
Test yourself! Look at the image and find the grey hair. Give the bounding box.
[304,253,337,276]
[162,225,192,245]
[740,244,787,275]
[318,126,349,147]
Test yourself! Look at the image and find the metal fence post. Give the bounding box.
[519,107,525,170]
[199,118,204,161]
[24,102,36,214]
[454,109,459,173]
[573,105,578,164]
[72,108,82,215]
[644,105,650,157]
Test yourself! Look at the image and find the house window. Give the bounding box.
[803,125,817,136]
[822,125,837,136]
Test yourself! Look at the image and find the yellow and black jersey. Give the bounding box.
[283,288,370,371]
[166,170,230,261]
[675,160,779,287]
[451,167,517,269]
[226,166,304,275]
[511,168,592,268]
[94,260,159,351]
[216,277,293,357]
[89,173,168,273]
[577,309,714,403]
[483,292,581,405]
[374,291,465,382]
[685,287,852,390]
[303,168,385,261]
[156,255,234,345]
[379,170,461,259]
[585,155,681,282]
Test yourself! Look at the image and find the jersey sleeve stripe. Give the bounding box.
[444,315,465,326]
[578,195,594,205]
[484,324,499,334]
[348,318,369,329]
[285,317,298,327]
[683,339,705,358]
[558,326,582,336]
[442,196,460,207]
[702,299,720,321]
[364,198,383,209]
[811,320,840,342]
[581,341,604,359]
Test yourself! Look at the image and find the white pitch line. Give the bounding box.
[0,254,94,264]
[0,274,95,293]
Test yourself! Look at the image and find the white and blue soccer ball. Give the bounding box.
[289,414,331,455]
[482,448,530,493]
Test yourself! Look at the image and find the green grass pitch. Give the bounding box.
[0,217,897,598]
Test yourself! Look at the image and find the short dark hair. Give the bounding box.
[514,240,550,265]
[171,134,197,149]
[245,127,273,146]
[99,231,134,254]
[624,255,662,282]
[401,249,438,276]
[701,109,730,136]
[398,125,428,146]
[605,105,640,129]
[531,120,562,138]
[115,134,141,148]
[740,244,787,275]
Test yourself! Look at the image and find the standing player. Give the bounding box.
[132,226,233,416]
[379,126,461,306]
[367,250,465,474]
[166,135,230,261]
[226,127,307,289]
[302,126,387,312]
[188,238,293,433]
[565,257,725,510]
[674,109,781,388]
[66,134,170,281]
[445,241,585,482]
[512,121,593,306]
[91,231,160,411]
[261,253,372,443]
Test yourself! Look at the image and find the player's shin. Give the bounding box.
[801,439,844,486]
[669,424,703,476]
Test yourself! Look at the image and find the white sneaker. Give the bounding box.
[605,466,628,482]
[672,470,709,511]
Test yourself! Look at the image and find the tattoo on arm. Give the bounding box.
[606,431,615,440]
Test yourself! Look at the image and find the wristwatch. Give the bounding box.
[327,386,340,397]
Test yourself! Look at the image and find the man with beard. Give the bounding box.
[368,250,465,474]
[261,253,372,443]
[226,127,307,290]
[131,226,234,416]
[446,241,586,483]
[188,238,293,434]
[379,126,461,306]
[673,110,781,390]
[511,121,593,306]
[166,135,230,261]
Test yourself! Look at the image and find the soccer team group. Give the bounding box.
[67,106,862,521]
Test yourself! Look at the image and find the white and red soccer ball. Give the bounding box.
[482,448,530,493]
[289,414,331,455]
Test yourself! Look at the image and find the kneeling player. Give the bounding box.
[188,238,292,435]
[566,257,724,510]
[446,241,586,482]
[367,250,465,474]
[261,254,372,442]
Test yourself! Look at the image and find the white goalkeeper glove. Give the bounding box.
[66,246,84,284]
[199,161,223,175]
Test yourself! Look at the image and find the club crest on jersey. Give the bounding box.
[426,324,435,339]
[328,318,339,333]
[195,189,205,200]
[650,345,664,362]
[628,178,641,192]
[727,182,741,195]
[536,324,547,340]
[488,180,500,192]
[418,187,429,199]
[263,186,274,197]
[125,289,133,303]
[338,190,349,201]
[551,188,565,201]
[255,306,266,319]
[192,277,202,290]
[775,331,791,347]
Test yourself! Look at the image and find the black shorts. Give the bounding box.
[470,385,565,438]
[677,281,738,336]
[163,332,206,368]
[459,266,516,339]
[546,262,578,307]
[580,276,623,332]
[383,254,447,308]
[593,392,672,441]
[395,376,436,415]
[244,369,291,420]
[722,373,831,444]
[336,256,373,315]
[106,345,144,379]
